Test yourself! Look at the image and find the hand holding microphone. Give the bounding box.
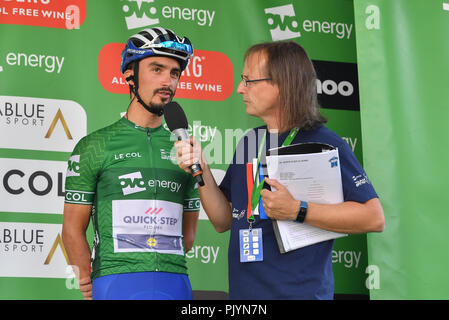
[164,101,205,187]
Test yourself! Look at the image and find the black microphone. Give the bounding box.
[164,101,205,186]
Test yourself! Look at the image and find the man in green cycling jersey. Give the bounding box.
[62,27,200,300]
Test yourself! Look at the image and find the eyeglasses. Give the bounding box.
[240,75,272,87]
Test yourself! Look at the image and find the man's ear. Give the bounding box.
[124,69,135,86]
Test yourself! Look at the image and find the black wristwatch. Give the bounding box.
[295,201,308,223]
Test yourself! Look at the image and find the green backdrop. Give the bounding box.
[354,0,449,299]
[1,0,370,299]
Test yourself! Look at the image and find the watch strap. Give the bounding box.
[295,201,308,223]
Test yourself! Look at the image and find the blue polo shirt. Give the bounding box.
[219,125,378,300]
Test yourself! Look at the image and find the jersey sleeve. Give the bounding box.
[183,175,200,212]
[64,135,102,205]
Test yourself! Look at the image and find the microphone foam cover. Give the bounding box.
[164,101,188,131]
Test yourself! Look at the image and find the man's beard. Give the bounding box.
[149,101,165,110]
[150,87,175,110]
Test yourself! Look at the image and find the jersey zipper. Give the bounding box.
[146,128,159,272]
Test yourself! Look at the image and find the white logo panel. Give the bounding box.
[112,199,183,254]
[0,222,69,279]
[0,158,66,214]
[0,96,86,152]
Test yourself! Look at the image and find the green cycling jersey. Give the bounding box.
[64,117,200,280]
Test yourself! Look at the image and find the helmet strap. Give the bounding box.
[128,61,164,117]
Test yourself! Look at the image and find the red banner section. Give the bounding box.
[0,0,86,29]
[98,42,234,101]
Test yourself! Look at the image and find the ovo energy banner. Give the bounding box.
[1,0,369,299]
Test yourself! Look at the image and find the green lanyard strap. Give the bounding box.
[248,127,299,222]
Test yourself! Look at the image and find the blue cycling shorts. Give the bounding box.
[92,272,193,300]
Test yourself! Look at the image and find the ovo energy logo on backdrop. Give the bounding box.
[265,4,301,41]
[121,0,216,29]
[264,3,354,41]
[122,0,159,29]
[0,0,86,29]
[3,51,65,74]
[98,43,233,101]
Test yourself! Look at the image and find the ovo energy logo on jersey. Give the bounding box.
[119,172,146,195]
[265,4,301,41]
[67,155,80,177]
[118,171,182,195]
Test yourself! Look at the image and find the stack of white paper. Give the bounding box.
[266,146,347,253]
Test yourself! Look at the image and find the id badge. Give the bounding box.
[239,228,263,263]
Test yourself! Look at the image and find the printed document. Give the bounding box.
[265,145,347,253]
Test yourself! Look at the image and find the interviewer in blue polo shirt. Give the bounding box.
[175,41,385,300]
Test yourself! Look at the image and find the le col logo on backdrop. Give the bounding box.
[98,43,233,101]
[0,0,86,29]
[0,158,67,215]
[264,3,354,41]
[121,0,216,29]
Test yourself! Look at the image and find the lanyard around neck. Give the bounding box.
[248,127,299,222]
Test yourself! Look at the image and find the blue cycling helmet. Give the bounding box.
[120,27,193,74]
